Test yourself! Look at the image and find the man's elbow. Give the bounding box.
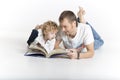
[89,51,94,58]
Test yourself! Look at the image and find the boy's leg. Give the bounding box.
[27,29,38,45]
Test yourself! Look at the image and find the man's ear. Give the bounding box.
[72,21,76,28]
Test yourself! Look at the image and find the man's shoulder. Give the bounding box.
[78,23,91,31]
[78,23,89,27]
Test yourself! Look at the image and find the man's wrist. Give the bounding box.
[77,52,80,59]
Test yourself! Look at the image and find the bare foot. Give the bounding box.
[77,7,85,17]
[77,7,86,23]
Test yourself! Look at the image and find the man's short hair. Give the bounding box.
[59,10,78,26]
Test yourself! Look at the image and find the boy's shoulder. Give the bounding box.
[37,29,43,36]
[37,29,42,33]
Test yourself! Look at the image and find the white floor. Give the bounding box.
[0,33,120,80]
[0,0,120,80]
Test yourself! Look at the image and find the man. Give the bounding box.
[55,7,104,59]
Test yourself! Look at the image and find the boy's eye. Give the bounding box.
[51,32,54,34]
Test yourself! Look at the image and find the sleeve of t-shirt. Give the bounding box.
[84,25,94,45]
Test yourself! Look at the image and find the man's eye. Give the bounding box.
[63,26,66,28]
[64,26,68,28]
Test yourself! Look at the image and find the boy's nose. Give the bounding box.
[53,34,56,38]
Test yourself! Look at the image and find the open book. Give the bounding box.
[25,43,68,58]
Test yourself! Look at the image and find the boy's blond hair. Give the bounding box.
[42,21,58,36]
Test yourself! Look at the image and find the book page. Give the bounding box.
[47,49,68,58]
[28,43,48,56]
[25,49,46,57]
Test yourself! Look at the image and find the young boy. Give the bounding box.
[27,21,58,53]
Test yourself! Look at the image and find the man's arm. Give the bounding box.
[79,42,94,59]
[67,42,94,59]
[76,44,85,53]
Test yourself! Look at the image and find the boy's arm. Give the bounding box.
[54,40,62,49]
[54,29,63,49]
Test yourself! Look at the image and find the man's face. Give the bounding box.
[60,18,76,36]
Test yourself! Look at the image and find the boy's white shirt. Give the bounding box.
[58,23,94,49]
[34,29,55,53]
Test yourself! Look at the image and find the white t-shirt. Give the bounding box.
[57,23,94,49]
[34,29,56,53]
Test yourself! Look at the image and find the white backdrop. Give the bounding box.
[0,0,120,79]
[0,0,120,40]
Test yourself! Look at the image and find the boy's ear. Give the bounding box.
[43,30,46,36]
[44,30,47,35]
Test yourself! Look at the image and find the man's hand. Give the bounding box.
[67,49,78,59]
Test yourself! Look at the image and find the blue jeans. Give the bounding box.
[86,22,104,50]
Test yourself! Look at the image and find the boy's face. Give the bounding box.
[60,18,76,36]
[47,30,58,40]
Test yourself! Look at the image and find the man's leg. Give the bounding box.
[86,22,104,50]
[77,19,104,50]
[77,7,104,50]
